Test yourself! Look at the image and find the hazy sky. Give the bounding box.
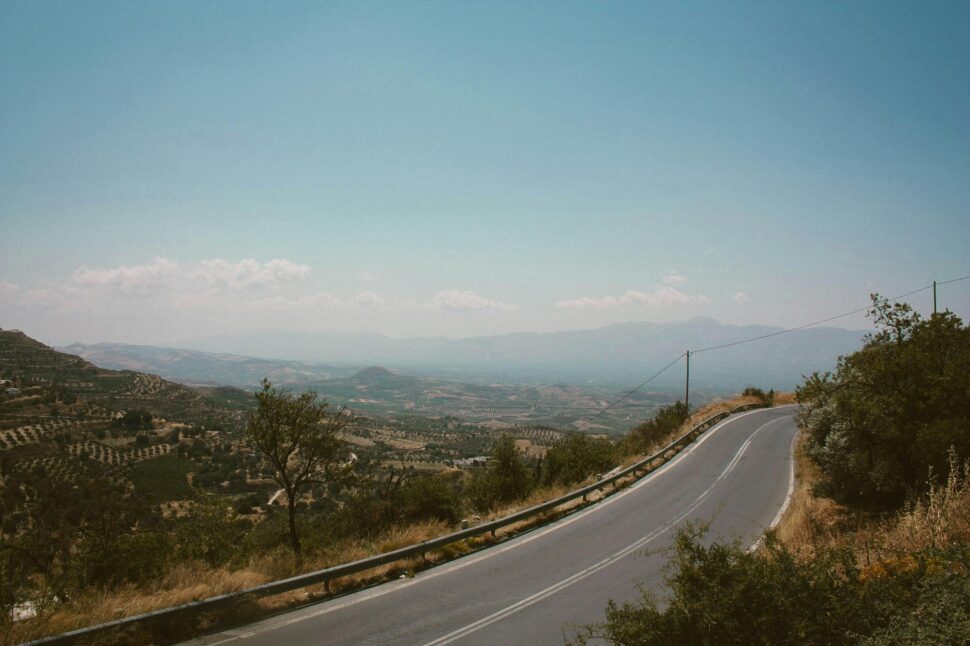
[1,1,968,347]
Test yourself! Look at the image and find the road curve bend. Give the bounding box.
[185,406,799,646]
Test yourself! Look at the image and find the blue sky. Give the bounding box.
[1,1,967,346]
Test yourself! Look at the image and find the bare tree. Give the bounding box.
[246,380,351,560]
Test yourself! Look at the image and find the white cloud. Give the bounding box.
[661,270,687,285]
[433,290,518,312]
[556,286,711,309]
[72,256,180,295]
[357,271,378,283]
[0,282,19,296]
[732,291,751,304]
[193,258,310,290]
[354,291,385,309]
[70,257,310,295]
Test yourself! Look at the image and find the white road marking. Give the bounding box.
[189,407,794,645]
[749,426,800,552]
[423,416,788,646]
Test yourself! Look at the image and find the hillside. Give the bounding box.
[0,328,250,489]
[51,345,674,432]
[60,341,355,388]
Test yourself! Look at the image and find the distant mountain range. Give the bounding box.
[59,342,357,388]
[51,316,867,431]
[159,317,867,391]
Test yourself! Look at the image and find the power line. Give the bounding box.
[693,274,970,355]
[586,353,685,421]
[937,274,970,286]
[578,273,969,426]
[691,282,942,355]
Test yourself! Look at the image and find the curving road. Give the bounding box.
[186,406,799,646]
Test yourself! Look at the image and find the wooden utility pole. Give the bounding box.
[685,350,690,410]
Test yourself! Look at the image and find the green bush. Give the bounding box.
[398,473,461,525]
[542,433,616,487]
[574,524,970,645]
[175,493,252,567]
[798,297,970,508]
[742,387,775,406]
[621,402,689,456]
[130,454,194,501]
[465,435,535,512]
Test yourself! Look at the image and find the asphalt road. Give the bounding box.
[186,406,799,646]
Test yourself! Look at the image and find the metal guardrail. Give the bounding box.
[25,402,768,645]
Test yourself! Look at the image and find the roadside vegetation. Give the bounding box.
[2,359,779,643]
[576,296,970,645]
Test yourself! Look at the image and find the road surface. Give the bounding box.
[186,406,798,646]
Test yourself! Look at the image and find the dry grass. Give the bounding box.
[773,391,797,405]
[774,436,970,572]
[8,521,453,645]
[773,435,845,557]
[877,457,970,554]
[6,568,272,645]
[11,398,794,644]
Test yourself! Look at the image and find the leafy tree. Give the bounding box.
[246,380,351,560]
[397,473,461,524]
[543,433,616,486]
[115,408,154,430]
[176,492,250,567]
[0,474,156,602]
[798,296,970,507]
[466,435,534,511]
[621,402,689,455]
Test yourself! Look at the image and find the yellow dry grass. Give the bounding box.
[772,391,798,405]
[882,459,970,552]
[773,436,970,572]
[773,434,845,557]
[11,397,794,644]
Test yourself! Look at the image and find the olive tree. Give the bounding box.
[246,380,351,560]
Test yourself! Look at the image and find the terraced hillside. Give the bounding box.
[0,329,563,499]
[0,328,251,490]
[0,329,250,426]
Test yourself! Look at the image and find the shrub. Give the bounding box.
[621,402,689,456]
[542,433,616,487]
[797,297,970,508]
[465,435,535,512]
[573,523,970,645]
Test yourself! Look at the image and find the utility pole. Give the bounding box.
[933,280,938,315]
[684,350,690,410]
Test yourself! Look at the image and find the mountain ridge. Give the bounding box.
[116,317,864,390]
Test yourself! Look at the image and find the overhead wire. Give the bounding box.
[692,283,933,355]
[577,273,969,426]
[585,353,685,421]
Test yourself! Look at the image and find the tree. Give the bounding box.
[466,435,534,511]
[797,295,970,507]
[246,380,351,560]
[621,402,689,456]
[543,433,616,486]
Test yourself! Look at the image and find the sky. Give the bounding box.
[1,1,968,347]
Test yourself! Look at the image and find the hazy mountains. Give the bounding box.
[60,342,357,388]
[170,317,865,391]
